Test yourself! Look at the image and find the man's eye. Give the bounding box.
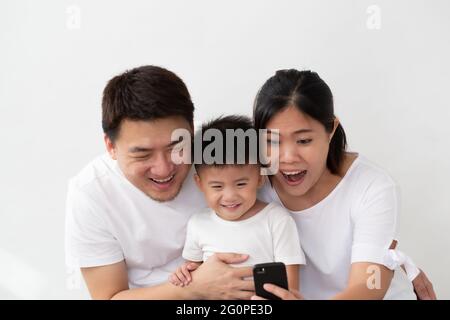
[297,139,312,145]
[134,154,150,160]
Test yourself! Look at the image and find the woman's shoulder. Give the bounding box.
[342,153,397,190]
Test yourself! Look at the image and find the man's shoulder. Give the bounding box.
[69,153,117,193]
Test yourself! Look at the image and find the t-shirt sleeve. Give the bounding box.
[351,173,399,266]
[65,180,124,268]
[270,205,306,266]
[181,216,204,262]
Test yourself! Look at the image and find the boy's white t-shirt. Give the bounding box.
[65,153,206,288]
[182,202,306,267]
[258,154,417,300]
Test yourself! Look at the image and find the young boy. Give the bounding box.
[169,115,305,293]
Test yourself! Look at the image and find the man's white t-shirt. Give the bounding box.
[65,153,206,288]
[182,202,306,267]
[258,154,417,300]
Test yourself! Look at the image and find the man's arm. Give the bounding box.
[81,253,255,300]
[81,260,192,300]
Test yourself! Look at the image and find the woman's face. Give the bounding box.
[265,106,336,199]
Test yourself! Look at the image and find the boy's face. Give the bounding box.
[194,165,265,221]
[105,116,193,202]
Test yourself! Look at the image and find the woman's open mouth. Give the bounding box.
[149,174,175,190]
[281,170,307,186]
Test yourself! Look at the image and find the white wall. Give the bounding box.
[0,0,449,299]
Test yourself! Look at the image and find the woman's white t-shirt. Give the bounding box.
[258,154,416,300]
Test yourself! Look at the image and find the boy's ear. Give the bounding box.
[194,173,203,191]
[104,134,117,160]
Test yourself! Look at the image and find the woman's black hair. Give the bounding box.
[253,69,347,174]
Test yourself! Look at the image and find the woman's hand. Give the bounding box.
[413,269,437,300]
[251,283,304,300]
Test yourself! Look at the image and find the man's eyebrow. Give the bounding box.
[128,140,182,153]
[129,146,152,153]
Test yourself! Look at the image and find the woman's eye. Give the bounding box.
[297,139,312,145]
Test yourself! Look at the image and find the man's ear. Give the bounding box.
[104,134,117,160]
[329,117,340,143]
[194,173,203,191]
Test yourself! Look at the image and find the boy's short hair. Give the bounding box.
[102,65,194,142]
[194,115,260,172]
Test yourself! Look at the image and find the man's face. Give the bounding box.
[105,116,193,202]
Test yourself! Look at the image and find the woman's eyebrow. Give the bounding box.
[293,129,313,134]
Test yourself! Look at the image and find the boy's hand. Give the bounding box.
[169,262,201,287]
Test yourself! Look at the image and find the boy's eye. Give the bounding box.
[297,139,312,145]
[237,182,247,187]
[211,185,222,189]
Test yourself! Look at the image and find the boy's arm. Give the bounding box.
[170,260,203,286]
[286,264,299,292]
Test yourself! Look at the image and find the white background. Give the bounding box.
[1,0,449,299]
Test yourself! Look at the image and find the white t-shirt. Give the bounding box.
[182,202,306,267]
[65,153,206,288]
[258,154,416,300]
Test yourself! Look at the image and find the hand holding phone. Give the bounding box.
[253,262,288,300]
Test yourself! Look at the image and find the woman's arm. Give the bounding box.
[331,262,393,300]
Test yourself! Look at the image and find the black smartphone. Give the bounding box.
[253,262,288,300]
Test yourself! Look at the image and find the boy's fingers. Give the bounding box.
[176,269,187,284]
[181,264,191,282]
[187,263,200,271]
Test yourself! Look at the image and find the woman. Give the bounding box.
[251,69,435,299]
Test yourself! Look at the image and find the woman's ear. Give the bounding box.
[257,174,267,189]
[104,134,117,160]
[329,117,340,143]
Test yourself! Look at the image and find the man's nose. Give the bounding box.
[151,152,175,177]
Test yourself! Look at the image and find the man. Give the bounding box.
[65,65,254,299]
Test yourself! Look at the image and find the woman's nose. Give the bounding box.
[279,142,300,164]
